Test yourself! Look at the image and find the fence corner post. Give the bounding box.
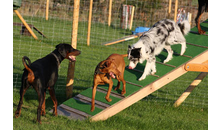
[66,0,80,99]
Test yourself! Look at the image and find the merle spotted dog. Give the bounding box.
[127,19,190,81]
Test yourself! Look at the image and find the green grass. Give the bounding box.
[13,15,207,129]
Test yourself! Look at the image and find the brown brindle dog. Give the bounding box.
[91,54,126,112]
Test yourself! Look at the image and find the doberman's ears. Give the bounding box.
[56,44,67,58]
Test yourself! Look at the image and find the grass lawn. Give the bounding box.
[13,15,207,129]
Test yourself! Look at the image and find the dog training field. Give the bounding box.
[13,0,208,129]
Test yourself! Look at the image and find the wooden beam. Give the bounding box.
[173,72,208,107]
[66,0,80,99]
[184,61,208,72]
[90,50,208,121]
[87,0,93,46]
[14,10,38,40]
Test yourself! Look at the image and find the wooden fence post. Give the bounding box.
[168,0,172,14]
[174,0,178,22]
[46,0,49,20]
[66,0,80,99]
[129,6,135,30]
[87,0,93,46]
[108,0,112,26]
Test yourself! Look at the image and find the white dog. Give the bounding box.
[127,19,190,81]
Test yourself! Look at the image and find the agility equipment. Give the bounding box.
[13,0,47,39]
[13,23,47,38]
[103,32,144,46]
[55,20,208,121]
[132,27,150,35]
[14,10,38,40]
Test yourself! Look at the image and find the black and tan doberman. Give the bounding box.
[195,0,208,35]
[14,43,81,124]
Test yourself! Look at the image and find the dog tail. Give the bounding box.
[22,56,35,83]
[121,54,128,57]
[178,20,191,35]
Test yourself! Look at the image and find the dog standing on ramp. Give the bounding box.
[91,54,126,112]
[127,19,190,81]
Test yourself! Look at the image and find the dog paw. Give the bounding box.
[180,51,185,56]
[164,58,172,63]
[105,98,112,102]
[151,71,156,75]
[163,59,168,63]
[138,76,146,81]
[37,119,42,124]
[199,30,206,35]
[53,112,57,116]
[180,46,186,56]
[121,90,126,95]
[14,111,20,118]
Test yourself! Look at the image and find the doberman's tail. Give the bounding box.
[121,54,128,57]
[22,56,35,83]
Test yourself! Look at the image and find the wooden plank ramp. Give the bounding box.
[55,20,208,121]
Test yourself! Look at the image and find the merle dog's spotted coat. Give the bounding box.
[128,19,190,81]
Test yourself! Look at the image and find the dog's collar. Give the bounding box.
[51,52,60,68]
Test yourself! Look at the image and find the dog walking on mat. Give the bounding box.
[127,19,190,81]
[91,54,127,112]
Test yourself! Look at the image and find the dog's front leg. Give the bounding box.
[139,62,151,81]
[105,80,113,102]
[180,42,186,55]
[164,45,173,63]
[139,57,156,81]
[91,82,98,112]
[121,79,126,95]
[48,86,57,116]
[41,91,46,116]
